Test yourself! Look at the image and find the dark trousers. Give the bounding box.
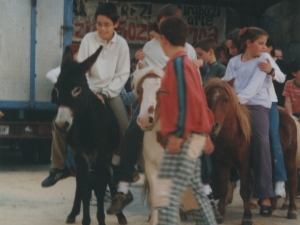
[248,105,274,198]
[119,106,144,182]
[201,153,211,184]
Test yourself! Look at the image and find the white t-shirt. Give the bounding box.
[138,38,197,69]
[77,31,130,98]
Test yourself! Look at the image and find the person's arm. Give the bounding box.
[258,54,285,83]
[237,66,269,105]
[284,96,293,115]
[0,111,4,118]
[120,88,137,106]
[46,66,61,84]
[222,59,234,81]
[101,44,130,98]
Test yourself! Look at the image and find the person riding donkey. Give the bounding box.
[41,2,130,187]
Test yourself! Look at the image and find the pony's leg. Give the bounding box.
[285,156,298,219]
[95,170,107,225]
[145,161,158,225]
[237,161,252,225]
[107,170,127,224]
[216,162,230,219]
[66,175,81,223]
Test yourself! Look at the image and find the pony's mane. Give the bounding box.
[131,66,164,92]
[205,78,251,143]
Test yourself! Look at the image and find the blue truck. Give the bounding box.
[0,0,73,162]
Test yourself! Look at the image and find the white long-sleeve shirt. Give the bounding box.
[223,52,273,108]
[77,31,130,98]
[268,56,285,102]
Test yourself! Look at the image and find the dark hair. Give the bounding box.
[157,4,181,23]
[193,38,217,53]
[160,17,188,47]
[239,27,268,53]
[149,22,159,33]
[289,57,300,73]
[217,41,230,59]
[266,37,276,57]
[226,28,241,52]
[94,3,119,23]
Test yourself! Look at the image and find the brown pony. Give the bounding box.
[204,78,299,224]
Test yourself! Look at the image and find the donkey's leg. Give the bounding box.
[94,167,107,225]
[107,176,127,225]
[66,174,81,223]
[216,161,230,219]
[76,156,91,225]
[145,161,159,225]
[237,159,252,225]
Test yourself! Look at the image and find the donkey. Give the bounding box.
[132,67,200,225]
[205,78,299,223]
[54,46,126,225]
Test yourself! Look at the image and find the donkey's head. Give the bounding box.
[132,67,164,131]
[54,45,103,133]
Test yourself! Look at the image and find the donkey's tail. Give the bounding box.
[291,115,300,168]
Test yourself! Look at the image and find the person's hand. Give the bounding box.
[135,49,145,60]
[94,92,106,105]
[167,135,184,154]
[258,58,272,74]
[193,59,204,68]
[203,135,214,154]
[0,111,4,118]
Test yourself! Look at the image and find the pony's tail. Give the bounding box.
[141,174,150,208]
[291,115,300,168]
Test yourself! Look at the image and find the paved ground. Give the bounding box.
[0,151,299,225]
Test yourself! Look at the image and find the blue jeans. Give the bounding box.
[269,102,287,182]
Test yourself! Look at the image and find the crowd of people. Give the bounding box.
[35,2,300,224]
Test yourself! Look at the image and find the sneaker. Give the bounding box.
[90,195,97,206]
[106,191,133,215]
[104,189,112,203]
[275,181,286,198]
[207,194,223,224]
[41,167,70,187]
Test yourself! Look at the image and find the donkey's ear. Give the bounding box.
[227,78,235,87]
[80,45,103,73]
[61,46,73,66]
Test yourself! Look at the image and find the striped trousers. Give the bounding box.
[154,133,217,225]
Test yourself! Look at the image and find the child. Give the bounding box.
[156,16,216,225]
[225,28,241,57]
[217,41,230,67]
[223,27,275,217]
[283,57,300,117]
[106,4,199,215]
[194,38,226,84]
[41,3,130,187]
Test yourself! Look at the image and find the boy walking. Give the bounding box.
[156,17,216,225]
[194,38,226,84]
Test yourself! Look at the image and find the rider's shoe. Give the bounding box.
[208,193,223,224]
[274,181,286,198]
[41,167,70,187]
[106,191,133,215]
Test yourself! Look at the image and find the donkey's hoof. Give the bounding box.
[281,204,289,210]
[241,219,252,225]
[287,211,297,219]
[118,217,127,224]
[66,216,75,224]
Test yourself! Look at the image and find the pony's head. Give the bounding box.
[54,45,103,133]
[132,67,164,131]
[204,78,251,141]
